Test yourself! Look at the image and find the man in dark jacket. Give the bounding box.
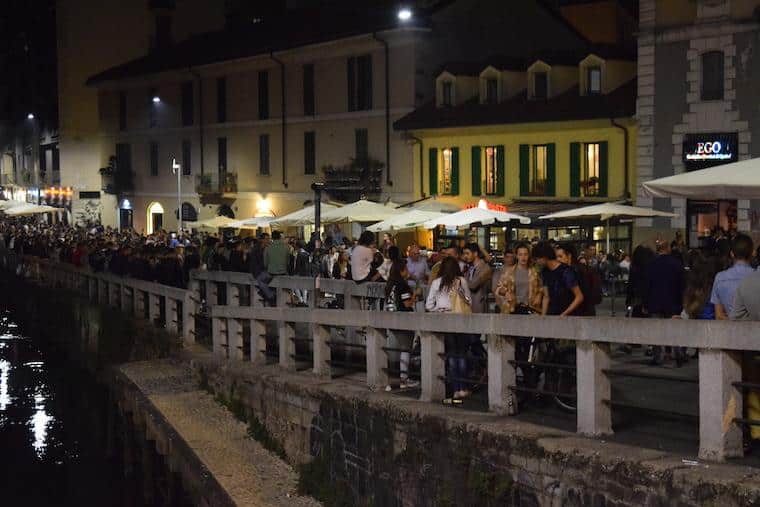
[646,239,685,365]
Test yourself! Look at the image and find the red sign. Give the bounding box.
[464,199,508,212]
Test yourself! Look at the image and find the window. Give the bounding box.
[534,73,548,100]
[485,79,498,104]
[583,142,600,196]
[149,142,159,176]
[355,129,368,160]
[587,67,601,95]
[181,81,193,126]
[217,137,227,175]
[259,135,269,175]
[304,131,316,174]
[531,145,548,194]
[441,148,454,195]
[182,139,191,175]
[149,88,157,128]
[154,15,172,49]
[119,91,127,131]
[442,81,453,107]
[347,54,372,111]
[303,64,315,116]
[483,146,498,194]
[702,51,724,101]
[258,71,269,120]
[217,77,227,123]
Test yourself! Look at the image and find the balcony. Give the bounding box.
[196,173,237,205]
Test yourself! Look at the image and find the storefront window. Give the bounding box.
[510,228,542,243]
[688,200,737,248]
[548,227,583,242]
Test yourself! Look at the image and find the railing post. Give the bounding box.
[365,327,388,391]
[227,318,244,360]
[576,341,613,436]
[487,334,517,415]
[99,279,109,306]
[699,349,743,461]
[251,319,268,365]
[278,320,296,371]
[134,290,146,319]
[312,323,331,378]
[420,331,445,402]
[110,282,121,308]
[229,283,240,307]
[211,317,227,357]
[183,294,195,344]
[121,286,132,314]
[166,298,179,335]
[148,293,161,325]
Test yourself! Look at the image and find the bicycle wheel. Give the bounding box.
[552,349,577,413]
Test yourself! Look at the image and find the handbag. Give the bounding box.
[449,278,472,314]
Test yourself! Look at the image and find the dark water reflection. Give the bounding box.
[0,309,141,506]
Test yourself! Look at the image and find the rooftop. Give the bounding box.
[393,78,636,131]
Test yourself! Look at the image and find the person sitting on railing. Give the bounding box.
[384,258,418,391]
[351,231,381,284]
[426,256,473,400]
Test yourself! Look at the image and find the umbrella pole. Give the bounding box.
[606,218,610,253]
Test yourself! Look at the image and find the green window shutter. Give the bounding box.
[599,141,608,197]
[471,146,482,196]
[451,147,460,195]
[496,145,505,196]
[428,148,438,196]
[519,144,529,196]
[546,143,556,197]
[570,142,581,197]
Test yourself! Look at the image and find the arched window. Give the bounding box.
[147,201,164,234]
[701,51,724,101]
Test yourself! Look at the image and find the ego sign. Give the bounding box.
[696,141,723,154]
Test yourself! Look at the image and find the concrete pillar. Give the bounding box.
[229,284,240,307]
[88,277,97,303]
[183,294,195,344]
[487,334,517,415]
[99,280,109,306]
[277,286,290,309]
[312,323,331,378]
[211,317,227,358]
[121,286,132,314]
[134,291,146,320]
[251,283,264,307]
[699,349,743,461]
[166,299,179,335]
[227,318,244,360]
[420,331,445,402]
[576,341,613,436]
[278,321,296,371]
[208,281,218,306]
[366,327,389,391]
[110,283,121,308]
[148,293,161,326]
[251,319,268,365]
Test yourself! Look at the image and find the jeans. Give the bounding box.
[651,313,685,364]
[445,334,469,392]
[387,329,414,381]
[255,271,275,302]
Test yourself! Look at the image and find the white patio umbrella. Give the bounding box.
[406,199,460,212]
[0,200,25,210]
[320,199,398,224]
[423,207,531,229]
[228,216,273,230]
[366,210,446,232]
[5,204,59,216]
[268,204,339,228]
[187,215,237,230]
[540,202,677,251]
[643,157,760,199]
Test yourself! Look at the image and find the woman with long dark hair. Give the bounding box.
[384,259,417,390]
[425,256,472,399]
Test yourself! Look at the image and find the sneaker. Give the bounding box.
[404,379,420,389]
[385,385,393,392]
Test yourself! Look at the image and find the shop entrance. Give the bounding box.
[119,208,133,230]
[147,202,164,234]
[686,199,737,248]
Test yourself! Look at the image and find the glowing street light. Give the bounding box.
[27,113,35,120]
[152,96,161,104]
[397,8,412,21]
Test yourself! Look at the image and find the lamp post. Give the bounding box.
[172,158,182,232]
[311,182,324,237]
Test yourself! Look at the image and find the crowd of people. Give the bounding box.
[2,217,760,444]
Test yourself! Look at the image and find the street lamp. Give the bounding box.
[172,158,182,232]
[397,8,412,21]
[152,96,161,103]
[26,113,35,120]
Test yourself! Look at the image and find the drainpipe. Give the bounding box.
[610,118,630,200]
[372,32,392,187]
[270,52,288,188]
[188,67,205,176]
[404,133,425,198]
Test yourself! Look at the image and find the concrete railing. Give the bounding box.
[3,255,757,463]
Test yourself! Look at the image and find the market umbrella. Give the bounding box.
[540,202,677,251]
[366,210,447,232]
[187,215,237,229]
[405,199,460,212]
[320,199,398,224]
[227,216,273,230]
[422,207,531,229]
[642,157,760,199]
[0,200,25,210]
[5,204,59,216]
[268,204,339,228]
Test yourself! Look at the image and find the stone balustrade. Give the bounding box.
[4,251,757,463]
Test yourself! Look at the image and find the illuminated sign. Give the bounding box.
[683,133,738,170]
[464,198,508,212]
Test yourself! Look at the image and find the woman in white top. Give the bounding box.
[425,256,473,399]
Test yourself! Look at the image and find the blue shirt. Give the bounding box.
[710,262,755,315]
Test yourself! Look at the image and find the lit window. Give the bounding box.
[588,67,601,95]
[534,72,547,100]
[441,148,453,194]
[442,81,453,107]
[531,145,548,194]
[484,146,498,194]
[485,79,498,104]
[583,143,600,196]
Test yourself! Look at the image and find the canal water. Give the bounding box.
[0,305,146,506]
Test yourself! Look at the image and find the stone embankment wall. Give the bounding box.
[191,351,760,507]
